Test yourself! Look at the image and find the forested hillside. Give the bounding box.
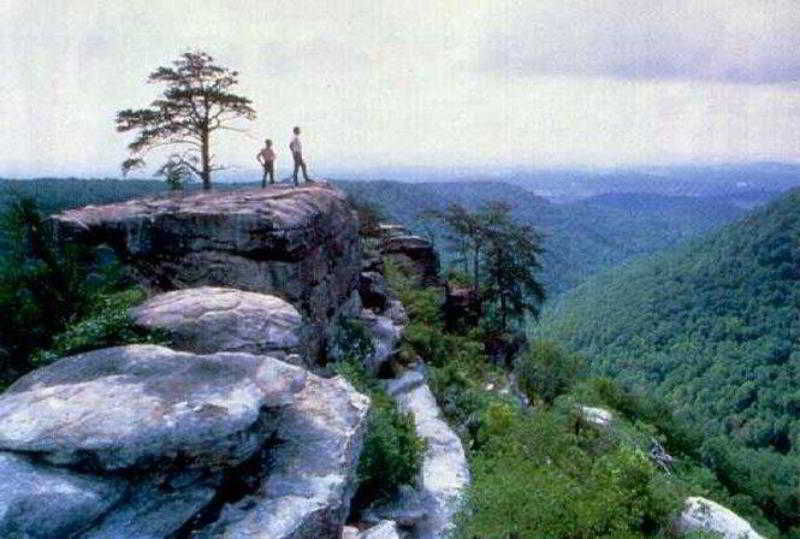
[537,189,800,531]
[338,180,749,294]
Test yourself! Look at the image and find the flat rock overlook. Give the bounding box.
[51,182,362,364]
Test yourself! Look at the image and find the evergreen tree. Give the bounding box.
[425,201,545,331]
[480,201,545,331]
[116,51,255,190]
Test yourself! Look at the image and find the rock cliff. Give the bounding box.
[50,183,361,364]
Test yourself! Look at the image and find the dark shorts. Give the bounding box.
[263,161,275,172]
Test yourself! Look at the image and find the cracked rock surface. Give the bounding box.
[132,286,307,360]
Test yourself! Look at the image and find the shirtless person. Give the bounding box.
[289,126,312,186]
[256,139,276,187]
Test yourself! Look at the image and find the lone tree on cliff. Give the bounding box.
[116,51,255,190]
[425,201,545,331]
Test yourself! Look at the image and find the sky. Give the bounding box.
[2,0,800,177]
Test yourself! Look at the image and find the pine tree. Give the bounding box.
[116,51,256,190]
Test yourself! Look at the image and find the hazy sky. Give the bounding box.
[3,0,800,177]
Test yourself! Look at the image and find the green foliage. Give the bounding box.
[331,317,376,366]
[424,201,545,331]
[537,189,800,532]
[337,180,747,296]
[332,352,424,510]
[515,340,583,405]
[0,196,117,380]
[455,404,682,538]
[33,288,163,365]
[356,394,424,504]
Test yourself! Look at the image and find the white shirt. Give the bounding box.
[289,135,302,154]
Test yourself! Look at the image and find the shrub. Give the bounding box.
[455,407,682,538]
[330,317,375,366]
[515,340,583,405]
[356,399,424,505]
[333,358,425,511]
[33,288,163,364]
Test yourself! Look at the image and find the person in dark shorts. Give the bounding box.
[289,126,312,185]
[256,139,276,187]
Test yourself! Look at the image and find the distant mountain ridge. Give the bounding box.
[336,180,751,294]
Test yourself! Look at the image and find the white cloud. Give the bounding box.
[480,0,800,84]
[1,0,799,177]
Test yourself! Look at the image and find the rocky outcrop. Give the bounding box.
[580,406,614,429]
[367,368,469,538]
[0,344,369,538]
[194,373,370,538]
[359,520,403,539]
[0,345,304,471]
[381,235,439,287]
[0,453,126,538]
[676,497,764,538]
[356,300,408,374]
[132,286,308,364]
[50,183,362,363]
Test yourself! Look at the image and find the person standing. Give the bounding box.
[256,139,276,187]
[289,126,312,185]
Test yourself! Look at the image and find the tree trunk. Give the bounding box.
[201,129,211,190]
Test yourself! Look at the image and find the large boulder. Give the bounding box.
[368,368,469,538]
[49,183,362,363]
[193,373,370,538]
[131,286,307,362]
[676,497,764,538]
[0,344,305,471]
[0,453,126,538]
[0,343,371,538]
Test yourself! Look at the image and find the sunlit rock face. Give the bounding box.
[50,182,362,363]
[0,344,369,538]
[676,497,765,539]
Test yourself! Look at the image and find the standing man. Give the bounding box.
[256,138,276,187]
[289,126,312,185]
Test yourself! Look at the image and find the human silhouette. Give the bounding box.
[289,126,312,185]
[256,138,276,187]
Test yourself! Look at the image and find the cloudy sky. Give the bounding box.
[2,0,799,177]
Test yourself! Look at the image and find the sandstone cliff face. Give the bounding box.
[50,183,362,363]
